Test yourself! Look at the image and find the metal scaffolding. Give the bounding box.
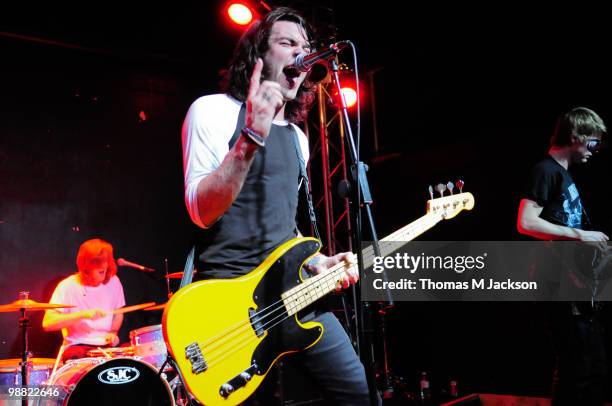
[305,81,353,256]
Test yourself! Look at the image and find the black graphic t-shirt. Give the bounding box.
[524,155,583,229]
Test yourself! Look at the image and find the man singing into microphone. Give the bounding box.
[43,238,126,361]
[182,7,375,405]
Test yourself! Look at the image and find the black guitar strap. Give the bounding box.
[290,125,322,242]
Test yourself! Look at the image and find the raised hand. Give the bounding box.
[246,58,284,139]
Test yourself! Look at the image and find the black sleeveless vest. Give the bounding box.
[196,105,301,278]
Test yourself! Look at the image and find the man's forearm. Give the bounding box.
[197,136,259,227]
[519,216,583,241]
[43,311,85,331]
[111,313,123,334]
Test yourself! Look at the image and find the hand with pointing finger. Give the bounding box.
[246,58,284,140]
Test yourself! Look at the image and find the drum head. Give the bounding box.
[65,358,173,406]
[130,324,162,339]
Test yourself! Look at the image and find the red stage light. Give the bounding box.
[340,87,358,108]
[227,3,254,26]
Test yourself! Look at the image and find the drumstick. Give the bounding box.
[111,302,156,315]
[96,347,113,359]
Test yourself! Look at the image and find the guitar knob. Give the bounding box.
[240,372,252,382]
[220,383,234,397]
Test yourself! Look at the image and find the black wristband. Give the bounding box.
[241,126,265,147]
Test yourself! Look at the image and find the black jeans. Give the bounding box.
[551,312,607,406]
[251,311,379,406]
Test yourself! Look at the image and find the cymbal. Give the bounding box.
[0,358,57,368]
[111,302,156,315]
[165,271,197,279]
[144,303,167,311]
[0,299,75,312]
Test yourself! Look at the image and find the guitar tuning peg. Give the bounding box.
[435,183,446,197]
[446,181,454,195]
[428,185,434,200]
[455,179,465,193]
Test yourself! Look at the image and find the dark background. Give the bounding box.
[1,0,612,400]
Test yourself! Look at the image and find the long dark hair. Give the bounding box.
[221,7,316,124]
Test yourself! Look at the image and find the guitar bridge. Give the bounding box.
[219,363,259,398]
[185,342,207,374]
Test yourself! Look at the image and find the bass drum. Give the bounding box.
[49,357,174,405]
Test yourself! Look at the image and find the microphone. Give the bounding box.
[117,258,155,273]
[292,41,350,73]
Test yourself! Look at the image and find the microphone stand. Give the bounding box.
[328,56,393,406]
[17,292,31,406]
[164,258,172,300]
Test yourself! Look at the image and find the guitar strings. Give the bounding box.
[203,260,350,369]
[201,256,351,359]
[197,216,440,368]
[199,219,437,368]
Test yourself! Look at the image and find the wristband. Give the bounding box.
[241,126,266,147]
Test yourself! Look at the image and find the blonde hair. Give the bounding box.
[550,106,606,147]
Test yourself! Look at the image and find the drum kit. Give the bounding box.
[0,291,182,405]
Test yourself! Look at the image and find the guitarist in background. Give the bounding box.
[517,107,609,406]
[181,7,375,405]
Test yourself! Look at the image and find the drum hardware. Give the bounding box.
[165,271,197,279]
[129,324,168,370]
[0,291,74,406]
[164,356,193,406]
[164,258,172,301]
[157,356,171,376]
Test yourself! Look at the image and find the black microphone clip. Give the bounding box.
[294,41,349,71]
[291,40,350,83]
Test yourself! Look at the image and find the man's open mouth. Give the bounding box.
[282,65,300,88]
[283,65,300,78]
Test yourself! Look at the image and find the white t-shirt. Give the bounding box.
[48,274,125,346]
[182,93,310,229]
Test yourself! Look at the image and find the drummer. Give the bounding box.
[43,238,126,361]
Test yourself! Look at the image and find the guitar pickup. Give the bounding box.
[219,363,259,398]
[249,308,264,337]
[185,342,207,374]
